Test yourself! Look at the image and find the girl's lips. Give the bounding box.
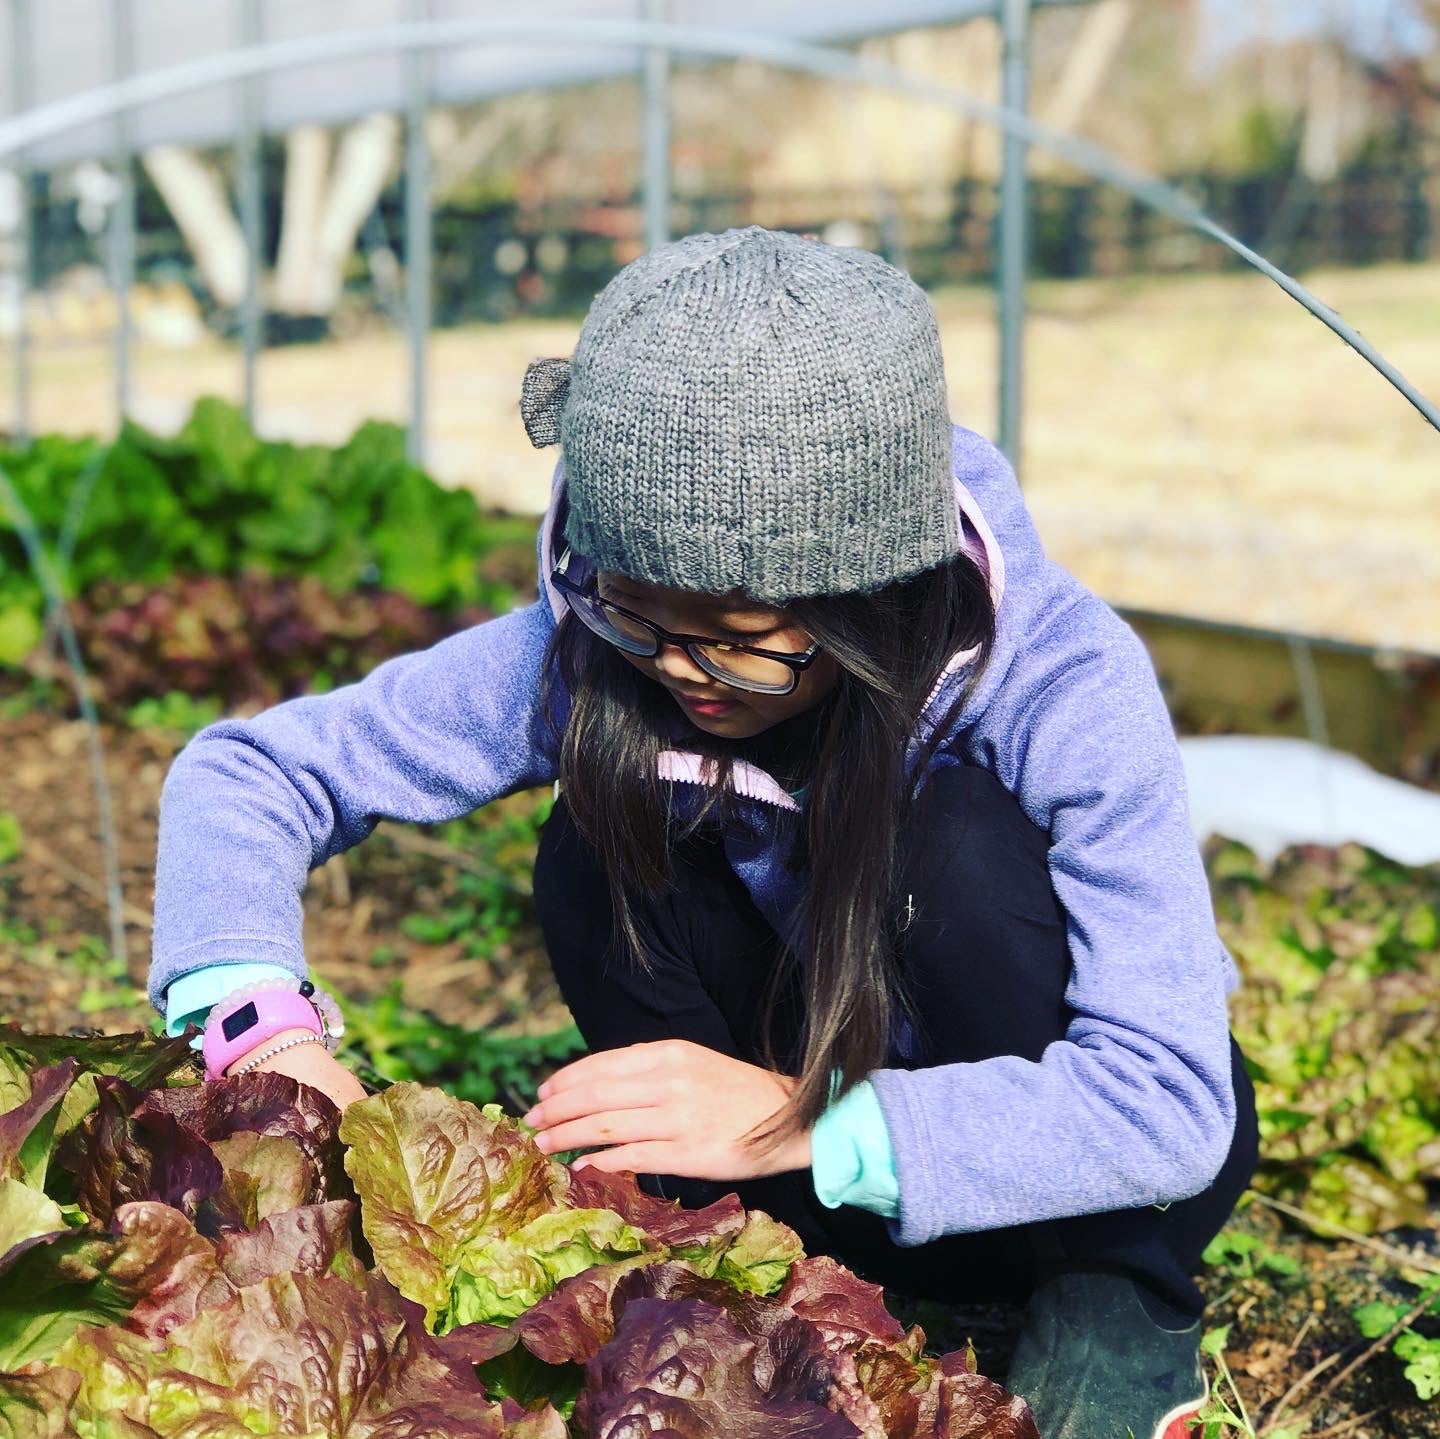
[673,691,737,715]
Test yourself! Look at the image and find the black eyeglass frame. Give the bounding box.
[550,561,822,696]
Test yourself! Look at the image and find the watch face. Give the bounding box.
[222,1001,259,1042]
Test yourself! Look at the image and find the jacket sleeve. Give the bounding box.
[148,598,560,1011]
[870,587,1237,1245]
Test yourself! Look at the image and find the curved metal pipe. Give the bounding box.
[0,462,128,967]
[0,17,1435,435]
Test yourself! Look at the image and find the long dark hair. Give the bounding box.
[538,550,996,1147]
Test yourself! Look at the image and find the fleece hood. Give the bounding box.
[536,424,1014,813]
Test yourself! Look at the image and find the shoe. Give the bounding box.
[1004,1269,1207,1439]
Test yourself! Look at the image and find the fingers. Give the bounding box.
[571,1143,676,1177]
[523,1076,658,1132]
[532,1104,677,1155]
[537,1040,690,1100]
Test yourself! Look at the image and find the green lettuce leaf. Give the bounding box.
[209,1133,321,1228]
[564,1167,749,1276]
[339,1085,564,1329]
[716,1209,805,1296]
[0,1035,196,1096]
[0,1179,71,1264]
[0,1050,29,1122]
[449,1207,649,1326]
[474,1345,582,1422]
[0,1202,205,1370]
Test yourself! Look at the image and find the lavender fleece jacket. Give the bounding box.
[149,425,1239,1249]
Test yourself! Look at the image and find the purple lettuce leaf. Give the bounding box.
[779,1257,908,1353]
[563,1168,748,1259]
[140,1071,350,1209]
[510,1254,659,1365]
[53,1271,508,1437]
[512,1252,796,1371]
[116,1205,228,1345]
[614,1261,797,1342]
[848,1341,930,1437]
[213,1198,364,1290]
[574,1296,859,1439]
[824,1348,898,1439]
[513,1254,822,1372]
[908,1366,1041,1439]
[432,1319,518,1366]
[120,1198,370,1344]
[0,1062,78,1189]
[0,1364,81,1439]
[58,1079,223,1228]
[497,1397,568,1439]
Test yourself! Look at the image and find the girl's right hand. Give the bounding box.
[226,1027,367,1111]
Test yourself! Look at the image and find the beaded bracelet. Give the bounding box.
[228,1034,326,1078]
[200,977,346,1081]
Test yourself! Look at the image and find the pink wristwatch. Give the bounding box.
[201,980,340,1081]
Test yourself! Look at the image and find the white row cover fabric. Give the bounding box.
[4,0,1007,169]
[1179,735,1440,868]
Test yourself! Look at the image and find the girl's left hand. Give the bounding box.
[522,1039,811,1181]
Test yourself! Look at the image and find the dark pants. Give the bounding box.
[532,764,1258,1324]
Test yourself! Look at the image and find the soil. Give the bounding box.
[3,678,1439,1435]
[0,684,571,1044]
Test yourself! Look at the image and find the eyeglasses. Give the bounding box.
[550,552,821,696]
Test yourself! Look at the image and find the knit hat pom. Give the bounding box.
[520,356,571,448]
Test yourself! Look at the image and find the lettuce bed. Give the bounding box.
[1214,839,1440,1234]
[0,1031,1038,1438]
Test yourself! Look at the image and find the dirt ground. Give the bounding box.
[0,696,571,1043]
[4,686,1440,1433]
[5,263,1439,654]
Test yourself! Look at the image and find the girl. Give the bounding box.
[151,226,1258,1439]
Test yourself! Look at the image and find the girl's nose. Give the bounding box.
[651,641,712,688]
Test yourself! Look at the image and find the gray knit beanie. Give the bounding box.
[519,225,959,603]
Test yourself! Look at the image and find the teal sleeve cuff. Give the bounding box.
[810,1077,901,1218]
[164,962,300,1050]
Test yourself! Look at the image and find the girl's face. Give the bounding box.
[595,571,840,739]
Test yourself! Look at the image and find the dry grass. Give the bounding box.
[6,262,1438,651]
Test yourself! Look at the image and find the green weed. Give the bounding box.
[125,691,221,740]
[1353,1278,1440,1403]
[1201,1229,1301,1281]
[338,980,583,1114]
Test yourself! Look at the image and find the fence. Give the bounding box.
[7,160,1437,343]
